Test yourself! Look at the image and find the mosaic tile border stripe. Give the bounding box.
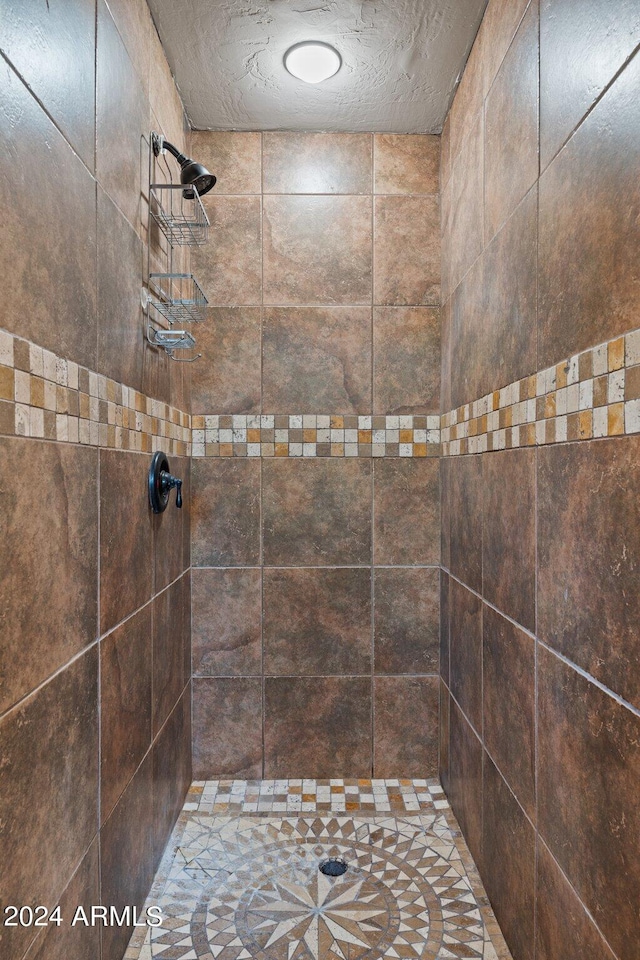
[4,324,640,460]
[184,778,449,814]
[191,414,441,457]
[442,329,640,456]
[0,329,190,455]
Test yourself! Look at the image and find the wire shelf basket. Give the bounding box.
[147,326,201,362]
[148,273,208,324]
[150,182,210,246]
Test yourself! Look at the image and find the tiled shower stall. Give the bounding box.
[188,130,442,780]
[0,0,638,959]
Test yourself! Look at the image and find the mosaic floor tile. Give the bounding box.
[127,781,511,960]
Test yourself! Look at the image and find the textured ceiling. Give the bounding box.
[147,0,487,133]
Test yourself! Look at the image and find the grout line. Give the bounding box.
[444,567,640,721]
[536,833,621,960]
[0,50,96,182]
[533,16,541,951]
[538,40,640,178]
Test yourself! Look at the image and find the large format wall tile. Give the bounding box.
[152,576,188,736]
[0,649,99,960]
[483,448,536,632]
[148,25,188,151]
[97,188,145,392]
[264,677,371,778]
[191,131,262,195]
[152,689,191,870]
[451,253,485,408]
[484,1,539,242]
[482,187,538,393]
[535,839,617,960]
[374,459,440,565]
[449,113,483,294]
[374,568,439,675]
[537,646,640,960]
[100,753,154,960]
[100,450,153,633]
[23,839,100,960]
[440,293,452,413]
[191,459,261,567]
[263,133,372,194]
[0,439,98,715]
[449,454,482,592]
[440,176,453,306]
[100,605,152,823]
[538,437,640,708]
[193,197,262,305]
[263,307,372,413]
[539,0,640,168]
[191,308,261,414]
[263,459,372,566]
[448,700,483,866]
[374,196,440,305]
[440,573,450,685]
[263,196,372,305]
[449,579,482,734]
[193,568,262,677]
[538,52,640,367]
[104,0,151,94]
[483,606,535,818]
[440,458,451,570]
[374,676,439,777]
[193,678,263,779]
[439,679,450,790]
[483,755,535,960]
[96,0,148,233]
[0,62,97,369]
[0,0,96,169]
[373,307,440,414]
[374,134,440,195]
[263,568,371,676]
[153,453,189,593]
[448,30,484,163]
[480,0,531,98]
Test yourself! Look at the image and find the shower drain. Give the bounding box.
[319,857,348,877]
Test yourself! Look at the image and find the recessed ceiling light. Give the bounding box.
[284,42,342,84]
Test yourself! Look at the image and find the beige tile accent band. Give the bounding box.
[3,326,640,459]
[0,329,190,456]
[442,329,640,456]
[191,414,441,458]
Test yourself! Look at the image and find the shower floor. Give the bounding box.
[125,780,512,960]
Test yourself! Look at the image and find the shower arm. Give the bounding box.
[152,133,187,166]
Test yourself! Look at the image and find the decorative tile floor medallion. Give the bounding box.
[127,781,511,960]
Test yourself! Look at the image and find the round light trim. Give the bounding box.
[284,42,341,84]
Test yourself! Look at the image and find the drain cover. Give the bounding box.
[319,857,348,877]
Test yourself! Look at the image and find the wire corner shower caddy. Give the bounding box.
[144,132,215,361]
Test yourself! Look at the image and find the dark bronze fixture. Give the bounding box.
[151,133,216,199]
[148,451,183,513]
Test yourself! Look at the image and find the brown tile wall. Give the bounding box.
[0,3,193,959]
[189,133,442,778]
[440,3,640,960]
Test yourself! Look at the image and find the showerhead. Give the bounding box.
[178,158,217,199]
[152,134,217,199]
